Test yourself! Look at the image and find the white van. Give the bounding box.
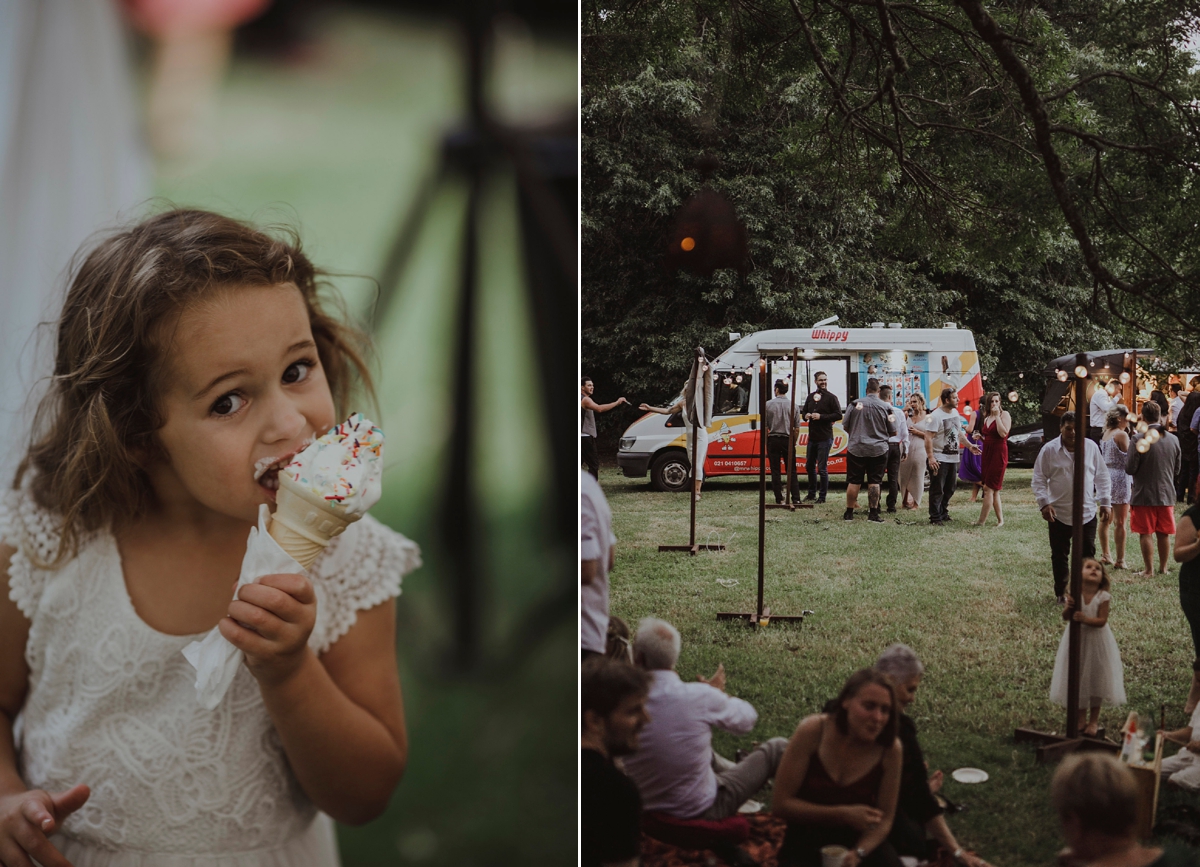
[617,323,983,491]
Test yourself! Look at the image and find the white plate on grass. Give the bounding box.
[951,767,988,784]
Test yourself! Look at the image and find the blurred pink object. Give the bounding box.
[122,0,272,35]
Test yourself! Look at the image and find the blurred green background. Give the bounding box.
[148,5,576,864]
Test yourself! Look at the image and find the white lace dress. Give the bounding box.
[0,490,420,867]
[1049,589,1126,709]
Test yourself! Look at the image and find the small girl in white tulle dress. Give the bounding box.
[1050,557,1126,737]
[0,210,421,867]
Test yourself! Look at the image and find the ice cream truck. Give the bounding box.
[617,323,983,491]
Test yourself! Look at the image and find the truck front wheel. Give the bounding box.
[649,450,691,493]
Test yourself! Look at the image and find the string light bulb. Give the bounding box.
[1019,372,1024,379]
[1119,372,1131,384]
[1137,420,1149,434]
[1008,390,1019,403]
[1057,369,1070,382]
[1137,439,1151,453]
[1147,428,1162,443]
[1075,365,1088,378]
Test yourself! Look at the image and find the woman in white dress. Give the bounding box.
[899,394,932,509]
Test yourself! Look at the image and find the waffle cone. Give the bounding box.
[268,475,356,569]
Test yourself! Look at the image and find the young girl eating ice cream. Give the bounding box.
[0,209,420,866]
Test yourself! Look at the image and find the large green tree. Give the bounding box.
[583,0,1200,442]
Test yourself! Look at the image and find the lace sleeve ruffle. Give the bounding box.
[309,514,420,654]
[1,488,63,620]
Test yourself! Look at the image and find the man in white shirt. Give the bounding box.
[622,618,788,820]
[1089,381,1119,442]
[924,387,981,526]
[1032,411,1113,602]
[581,471,617,661]
[1171,383,1185,430]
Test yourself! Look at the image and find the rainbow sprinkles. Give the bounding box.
[284,413,385,517]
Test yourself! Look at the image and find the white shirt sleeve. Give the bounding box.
[1032,441,1052,510]
[581,489,602,562]
[702,688,758,735]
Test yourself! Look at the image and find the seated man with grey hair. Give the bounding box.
[873,644,992,867]
[622,617,788,822]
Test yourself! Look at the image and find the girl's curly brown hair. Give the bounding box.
[16,209,375,564]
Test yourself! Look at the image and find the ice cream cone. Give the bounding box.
[268,474,356,569]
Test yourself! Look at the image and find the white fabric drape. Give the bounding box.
[0,0,149,486]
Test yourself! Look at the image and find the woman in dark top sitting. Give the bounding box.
[772,669,903,867]
[873,645,992,867]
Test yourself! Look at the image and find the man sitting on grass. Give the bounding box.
[623,618,788,823]
[582,657,652,867]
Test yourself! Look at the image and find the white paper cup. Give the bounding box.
[821,845,849,867]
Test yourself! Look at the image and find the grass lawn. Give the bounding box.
[600,465,1197,866]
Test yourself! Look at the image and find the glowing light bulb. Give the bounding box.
[724,377,733,386]
[735,375,743,383]
[1057,369,1070,382]
[1136,420,1149,434]
[1137,439,1151,453]
[1148,428,1162,443]
[1008,391,1019,403]
[982,375,988,382]
[681,237,696,251]
[1075,365,1088,378]
[1127,413,1139,424]
[1119,372,1131,384]
[1019,372,1025,379]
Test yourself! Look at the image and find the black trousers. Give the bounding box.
[1180,453,1198,503]
[927,461,958,521]
[806,438,833,499]
[1048,517,1098,598]
[582,436,599,478]
[885,442,902,510]
[767,435,798,503]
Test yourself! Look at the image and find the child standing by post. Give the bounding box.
[0,210,421,866]
[1050,558,1126,737]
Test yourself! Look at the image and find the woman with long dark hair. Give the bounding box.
[773,669,903,867]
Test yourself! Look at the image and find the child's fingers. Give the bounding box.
[255,573,315,605]
[9,819,73,867]
[235,584,309,625]
[48,784,89,822]
[226,600,286,641]
[218,614,277,656]
[0,839,36,867]
[19,796,52,831]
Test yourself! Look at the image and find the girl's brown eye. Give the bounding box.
[212,393,244,416]
[283,361,311,384]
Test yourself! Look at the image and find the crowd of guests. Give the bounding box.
[582,373,1200,866]
[583,640,994,867]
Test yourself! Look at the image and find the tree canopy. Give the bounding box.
[583,0,1200,438]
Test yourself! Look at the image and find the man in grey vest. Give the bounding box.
[765,379,800,504]
[582,376,627,479]
[842,378,899,523]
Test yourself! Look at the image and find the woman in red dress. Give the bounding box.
[975,392,1011,526]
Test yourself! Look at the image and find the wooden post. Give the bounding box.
[788,349,799,505]
[757,357,767,621]
[1066,353,1088,738]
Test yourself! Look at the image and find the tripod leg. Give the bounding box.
[373,162,450,330]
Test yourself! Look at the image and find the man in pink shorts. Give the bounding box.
[1126,401,1182,577]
